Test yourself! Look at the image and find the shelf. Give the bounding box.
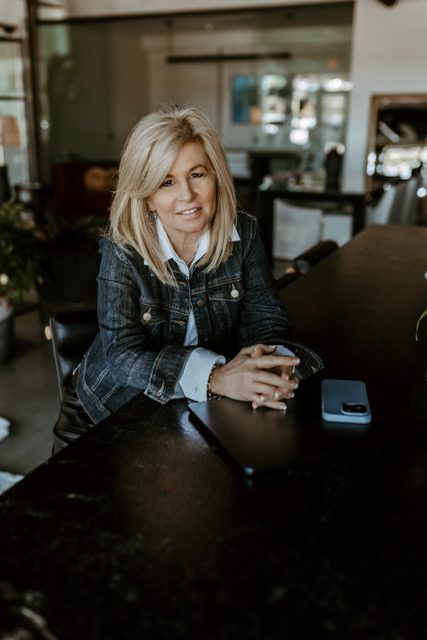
[0,95,26,101]
[0,37,23,44]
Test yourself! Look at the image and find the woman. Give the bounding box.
[54,104,322,452]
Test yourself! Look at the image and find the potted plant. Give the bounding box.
[0,199,43,363]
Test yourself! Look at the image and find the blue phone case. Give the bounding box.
[321,379,372,424]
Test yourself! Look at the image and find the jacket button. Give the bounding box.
[231,287,239,298]
[142,311,152,322]
[157,382,165,397]
[197,299,205,308]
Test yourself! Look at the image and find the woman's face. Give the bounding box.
[147,140,217,251]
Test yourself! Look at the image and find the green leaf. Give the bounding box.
[415,308,427,342]
[0,199,43,304]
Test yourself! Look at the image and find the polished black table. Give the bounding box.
[258,181,373,265]
[0,225,426,639]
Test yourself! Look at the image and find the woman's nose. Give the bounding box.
[178,179,194,200]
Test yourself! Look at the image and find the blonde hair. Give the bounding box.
[109,104,237,285]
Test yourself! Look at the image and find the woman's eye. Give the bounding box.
[161,179,173,187]
[191,172,203,179]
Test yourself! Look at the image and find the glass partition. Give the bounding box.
[366,95,427,187]
[0,38,29,187]
[36,3,354,185]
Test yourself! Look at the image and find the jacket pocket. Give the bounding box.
[207,277,244,303]
[206,277,244,338]
[139,300,166,336]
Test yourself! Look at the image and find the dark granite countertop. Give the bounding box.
[1,395,427,639]
[1,225,426,639]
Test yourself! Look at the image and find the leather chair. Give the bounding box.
[49,308,99,402]
[388,176,420,225]
[274,239,338,292]
[48,308,99,454]
[367,176,421,227]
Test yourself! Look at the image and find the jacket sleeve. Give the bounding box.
[238,216,292,347]
[97,239,193,404]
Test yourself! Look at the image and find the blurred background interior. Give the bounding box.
[0,0,426,477]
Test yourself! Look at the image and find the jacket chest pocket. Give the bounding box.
[207,278,244,303]
[139,300,166,336]
[206,278,244,334]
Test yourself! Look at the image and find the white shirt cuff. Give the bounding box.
[178,348,226,401]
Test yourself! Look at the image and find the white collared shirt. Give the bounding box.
[154,218,239,401]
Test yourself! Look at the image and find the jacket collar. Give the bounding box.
[144,217,240,267]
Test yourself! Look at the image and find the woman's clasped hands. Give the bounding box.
[209,344,300,411]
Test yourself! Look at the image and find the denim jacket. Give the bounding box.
[78,211,296,424]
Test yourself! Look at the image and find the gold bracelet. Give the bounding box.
[207,363,222,400]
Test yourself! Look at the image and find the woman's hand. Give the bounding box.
[249,344,299,409]
[209,344,300,411]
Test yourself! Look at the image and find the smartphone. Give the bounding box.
[321,379,372,424]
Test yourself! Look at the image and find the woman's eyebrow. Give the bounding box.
[165,163,208,177]
[188,163,208,171]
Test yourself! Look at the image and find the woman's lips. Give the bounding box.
[176,207,200,216]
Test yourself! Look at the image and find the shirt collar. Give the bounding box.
[144,217,240,266]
